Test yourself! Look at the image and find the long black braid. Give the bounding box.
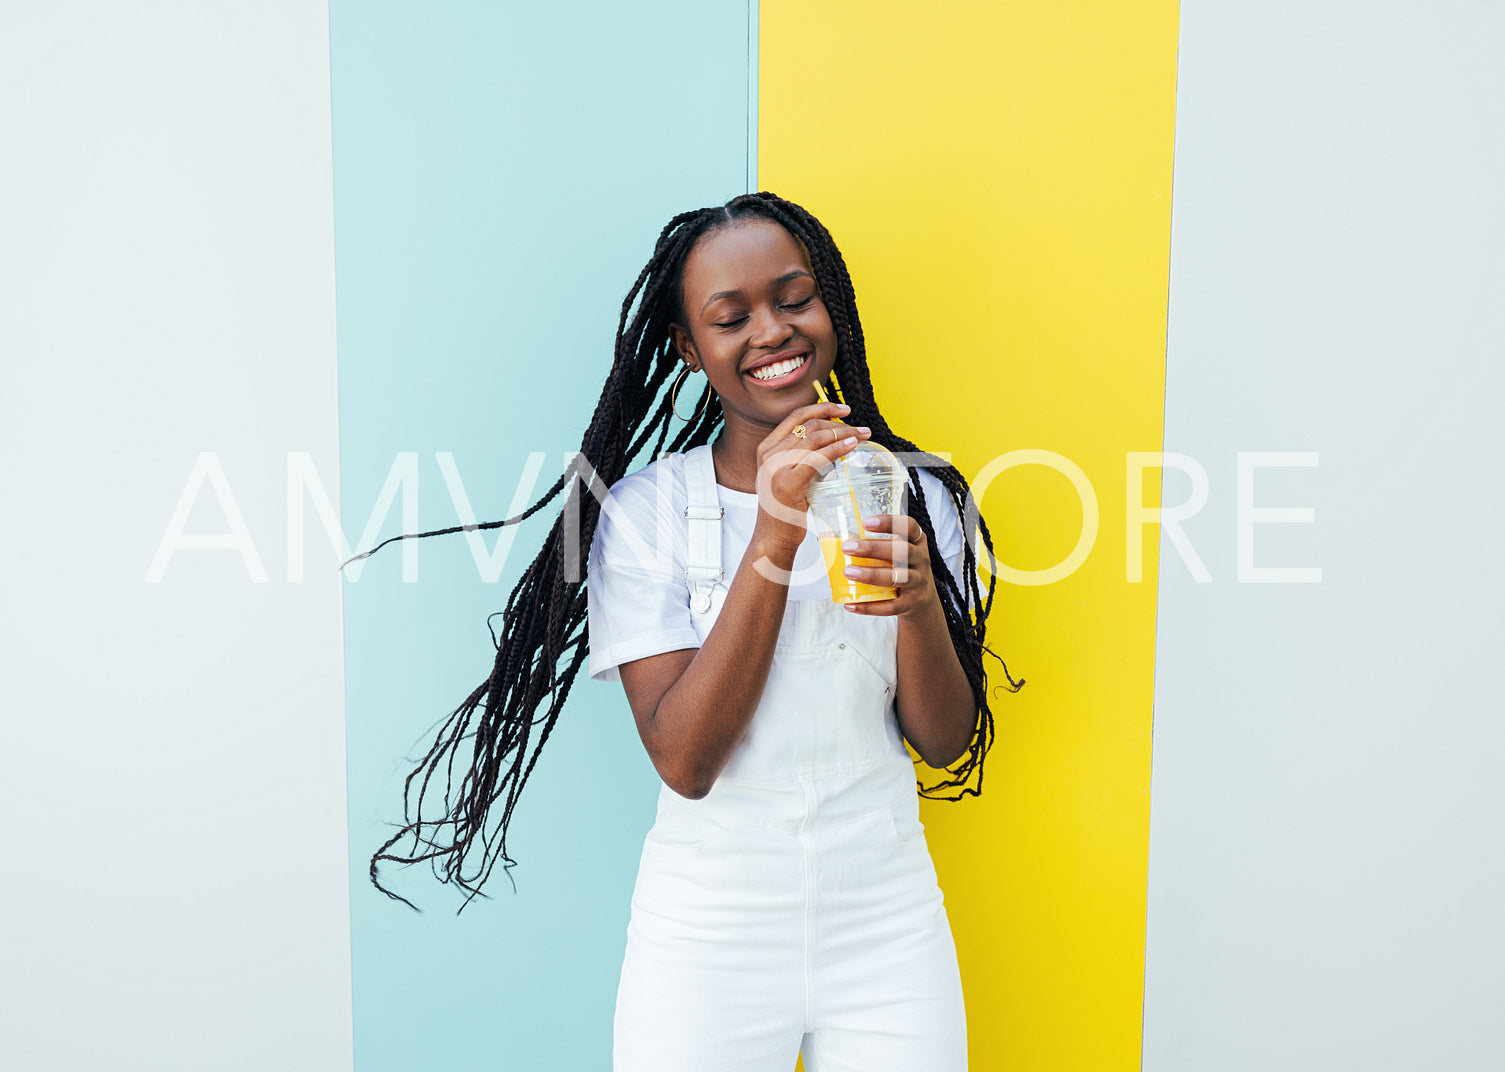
[347,192,1024,913]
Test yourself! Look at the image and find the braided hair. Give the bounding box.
[350,191,1024,913]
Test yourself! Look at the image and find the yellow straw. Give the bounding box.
[812,382,868,541]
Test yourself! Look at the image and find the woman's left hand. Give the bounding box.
[838,514,938,618]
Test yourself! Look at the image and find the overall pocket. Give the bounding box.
[647,787,709,851]
[886,798,926,845]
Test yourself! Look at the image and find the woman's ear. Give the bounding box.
[668,324,699,372]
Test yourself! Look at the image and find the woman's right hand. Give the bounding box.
[752,401,872,553]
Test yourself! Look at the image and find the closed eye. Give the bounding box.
[713,296,814,328]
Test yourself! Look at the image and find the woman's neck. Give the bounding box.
[709,421,767,494]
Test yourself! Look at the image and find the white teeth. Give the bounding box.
[749,355,806,381]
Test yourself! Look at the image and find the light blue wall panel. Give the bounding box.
[330,3,752,1067]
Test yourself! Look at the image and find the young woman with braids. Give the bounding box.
[357,191,1022,1070]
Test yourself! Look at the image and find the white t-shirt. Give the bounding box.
[586,452,969,683]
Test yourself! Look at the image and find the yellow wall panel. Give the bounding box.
[759,3,1179,1068]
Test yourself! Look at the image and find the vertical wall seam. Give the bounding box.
[746,0,759,191]
[1141,12,1184,1071]
[322,1,359,1066]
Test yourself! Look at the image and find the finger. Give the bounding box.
[785,432,864,479]
[842,561,912,587]
[867,517,918,571]
[860,514,921,542]
[757,445,853,513]
[787,417,851,434]
[797,437,866,480]
[839,536,899,562]
[810,432,864,465]
[843,595,903,616]
[772,402,851,440]
[788,421,871,450]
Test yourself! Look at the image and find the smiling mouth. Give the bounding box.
[745,354,808,386]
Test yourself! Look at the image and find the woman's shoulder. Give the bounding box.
[913,465,948,500]
[912,465,959,518]
[591,453,690,570]
[603,451,687,507]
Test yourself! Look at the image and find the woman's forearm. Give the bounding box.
[648,529,799,798]
[894,598,977,769]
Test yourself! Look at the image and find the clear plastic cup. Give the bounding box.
[806,441,908,604]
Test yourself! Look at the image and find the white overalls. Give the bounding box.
[612,444,968,1071]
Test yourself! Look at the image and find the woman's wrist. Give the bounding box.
[895,583,945,629]
[749,513,806,562]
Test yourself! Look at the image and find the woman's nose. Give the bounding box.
[748,306,794,348]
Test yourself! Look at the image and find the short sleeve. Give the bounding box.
[915,468,971,602]
[586,461,702,683]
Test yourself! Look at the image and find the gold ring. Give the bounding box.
[792,424,808,439]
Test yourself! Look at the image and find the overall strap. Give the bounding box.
[681,444,724,614]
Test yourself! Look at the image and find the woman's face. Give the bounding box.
[670,219,838,434]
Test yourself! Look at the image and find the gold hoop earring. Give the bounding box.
[670,366,711,423]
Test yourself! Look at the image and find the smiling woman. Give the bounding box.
[359,191,1024,1070]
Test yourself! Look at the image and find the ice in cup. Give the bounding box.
[806,439,908,605]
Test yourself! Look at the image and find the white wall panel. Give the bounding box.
[1143,3,1505,1069]
[0,4,352,1069]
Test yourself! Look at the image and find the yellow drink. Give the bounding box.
[819,536,898,605]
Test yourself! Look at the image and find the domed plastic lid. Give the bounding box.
[806,441,907,501]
